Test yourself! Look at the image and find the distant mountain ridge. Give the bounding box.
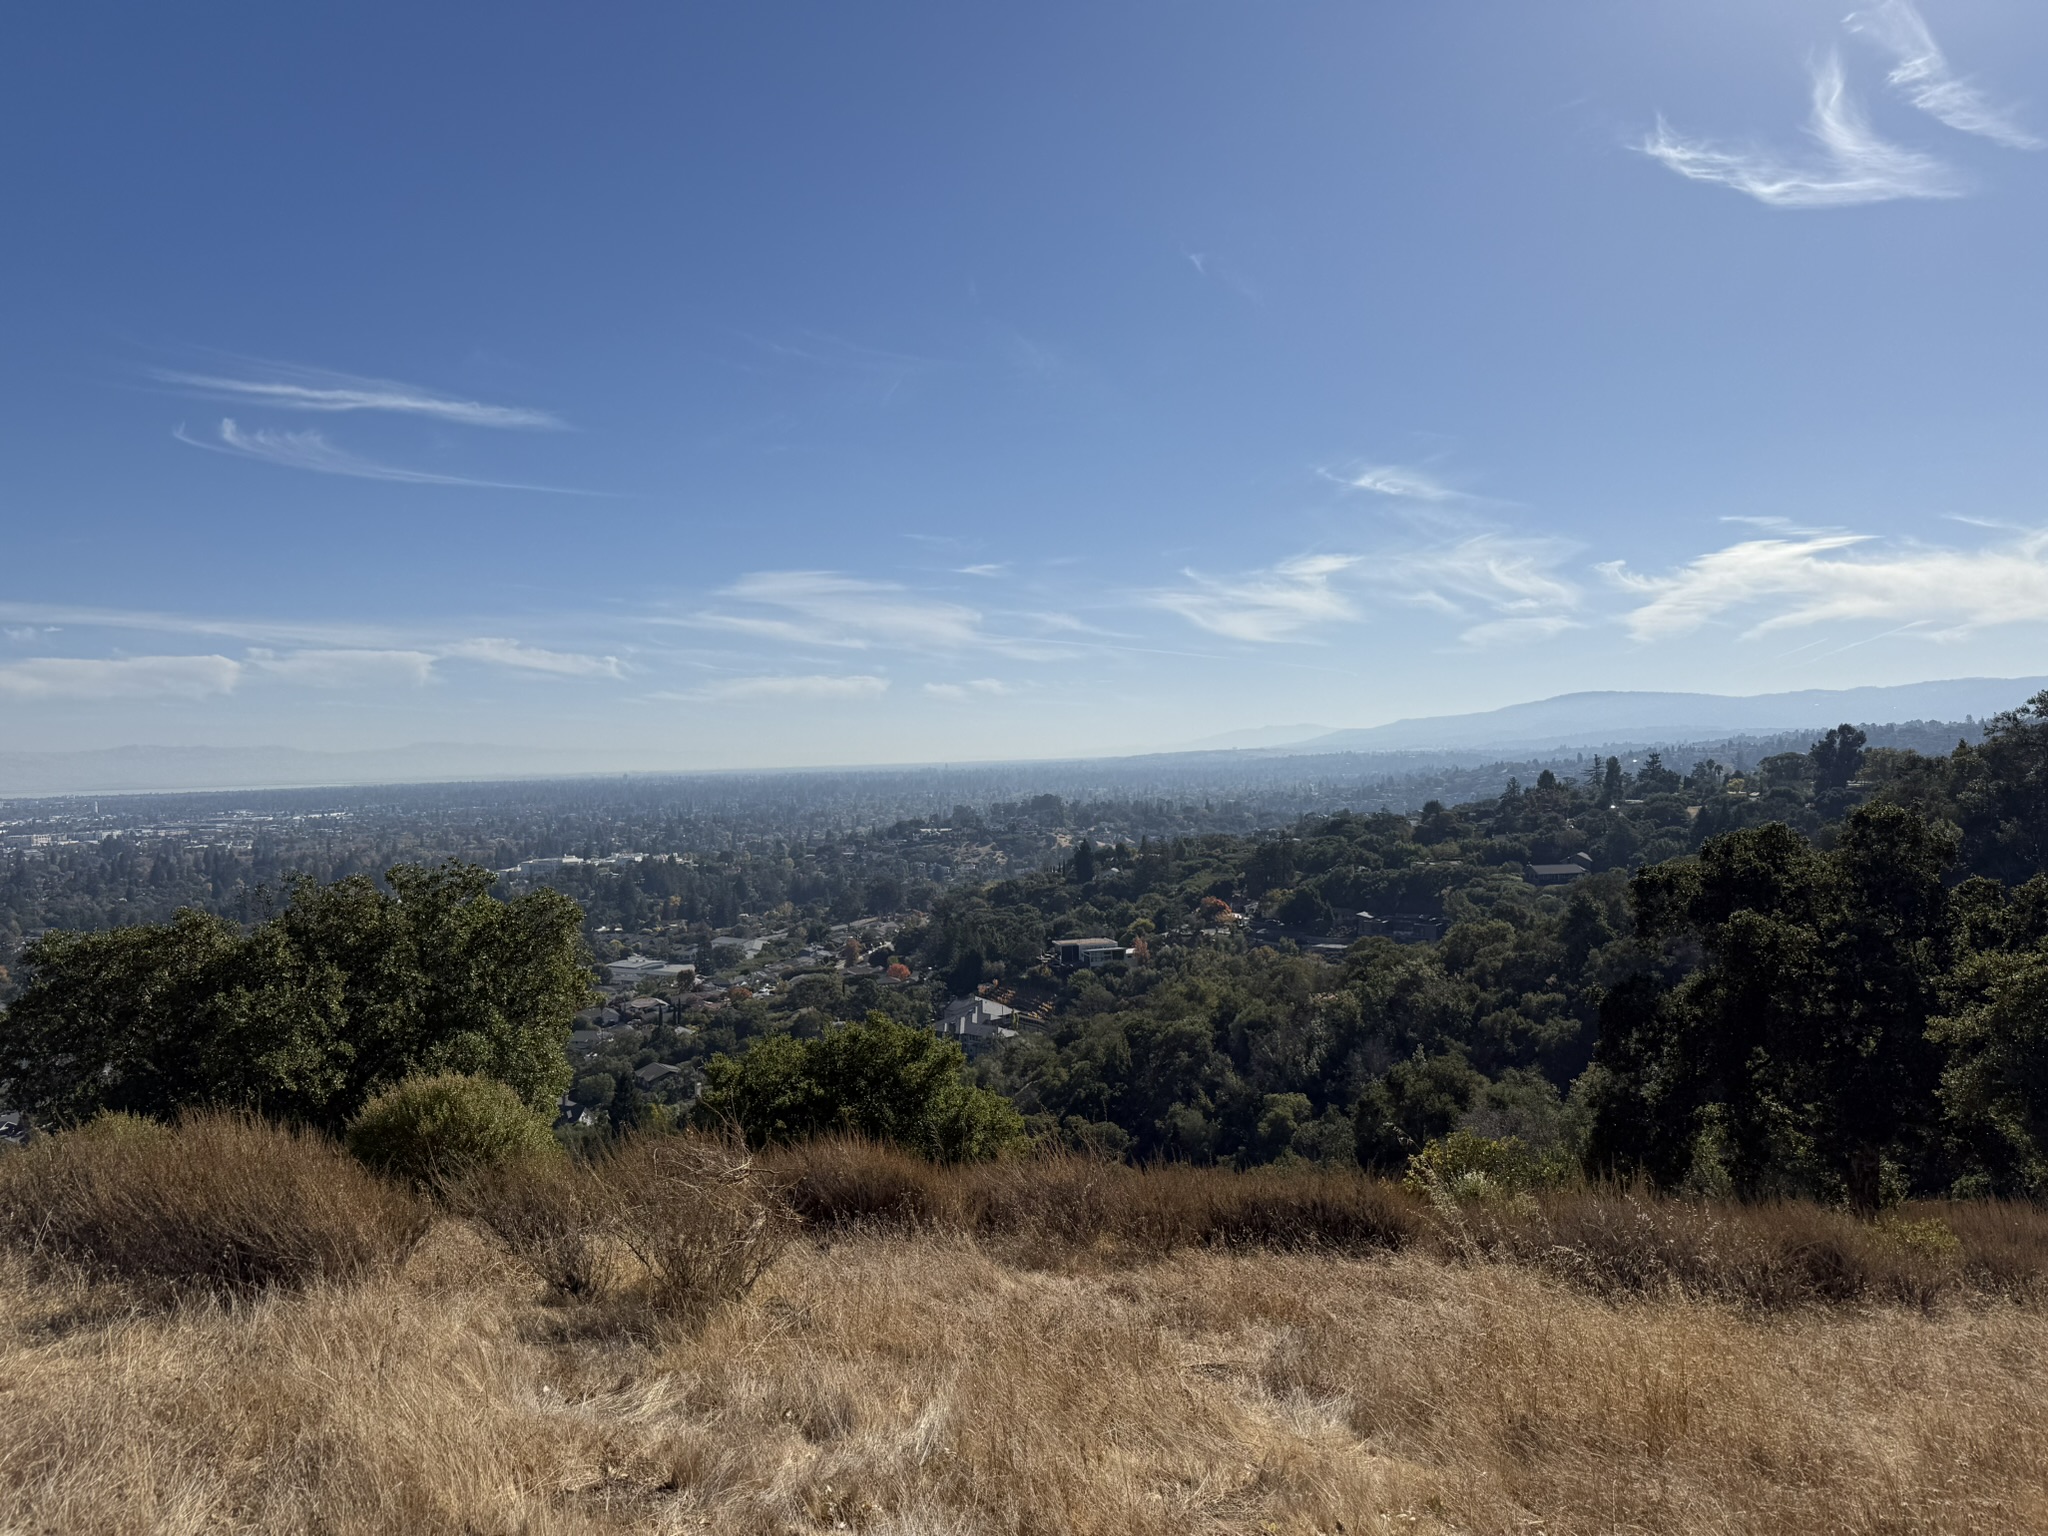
[1279,677,2048,756]
[3,676,2042,797]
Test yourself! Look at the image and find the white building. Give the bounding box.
[937,995,1018,1041]
[1052,937,1127,970]
[604,953,695,986]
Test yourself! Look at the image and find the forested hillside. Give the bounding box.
[870,697,2048,1202]
[6,696,2046,1206]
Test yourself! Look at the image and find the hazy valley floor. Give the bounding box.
[4,1218,2045,1536]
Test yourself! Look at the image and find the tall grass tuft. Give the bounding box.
[610,1136,792,1328]
[456,1131,790,1332]
[764,1138,2048,1304]
[0,1111,429,1295]
[768,1138,1419,1260]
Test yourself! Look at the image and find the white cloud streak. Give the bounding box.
[244,648,437,688]
[0,654,243,701]
[923,678,1011,699]
[176,419,598,494]
[1340,464,1464,502]
[697,674,890,701]
[1642,53,1961,207]
[0,600,404,649]
[152,363,563,428]
[1150,554,1362,642]
[1848,0,2040,149]
[683,571,1064,659]
[1604,529,2048,641]
[0,615,624,702]
[0,602,632,686]
[1379,533,1580,615]
[438,638,624,678]
[1151,527,1582,649]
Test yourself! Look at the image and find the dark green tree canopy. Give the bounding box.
[1809,723,1868,793]
[1591,806,1959,1207]
[696,1012,1024,1161]
[0,862,589,1129]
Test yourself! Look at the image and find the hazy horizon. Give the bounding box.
[0,673,2032,797]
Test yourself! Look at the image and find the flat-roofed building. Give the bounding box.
[1052,937,1126,970]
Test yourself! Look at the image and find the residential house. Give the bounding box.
[1052,937,1127,970]
[1524,856,1592,886]
[937,995,1017,1040]
[620,995,672,1028]
[553,1094,601,1130]
[605,953,694,986]
[634,1061,687,1089]
[1352,911,1448,945]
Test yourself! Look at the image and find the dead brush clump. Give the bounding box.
[768,1132,959,1230]
[451,1151,613,1298]
[958,1153,1420,1258]
[0,1110,429,1296]
[456,1132,790,1332]
[1429,1185,2048,1309]
[771,1139,2048,1306]
[766,1138,1419,1260]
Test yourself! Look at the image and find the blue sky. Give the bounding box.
[5,0,2048,768]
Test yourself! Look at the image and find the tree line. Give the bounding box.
[2,695,2045,1205]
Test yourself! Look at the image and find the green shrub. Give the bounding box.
[0,1110,428,1294]
[696,1012,1025,1162]
[1404,1130,1564,1202]
[346,1072,560,1190]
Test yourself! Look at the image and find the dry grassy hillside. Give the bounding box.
[2,1122,2045,1535]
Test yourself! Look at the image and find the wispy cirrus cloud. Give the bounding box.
[244,648,437,688]
[1603,528,2048,641]
[1150,523,1582,649]
[1150,554,1362,643]
[151,361,563,428]
[1377,531,1584,645]
[694,673,890,701]
[1337,464,1466,503]
[1643,53,1960,208]
[438,638,624,678]
[1184,251,1264,307]
[243,639,620,686]
[923,678,1012,699]
[1,639,625,700]
[681,571,1066,659]
[0,599,396,649]
[0,654,243,701]
[1848,0,2040,149]
[175,419,599,494]
[691,572,984,651]
[0,600,627,696]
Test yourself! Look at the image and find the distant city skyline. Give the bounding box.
[7,1,2048,769]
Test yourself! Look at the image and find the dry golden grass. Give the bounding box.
[0,1110,428,1295]
[4,1210,2046,1533]
[770,1137,2048,1309]
[454,1133,791,1331]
